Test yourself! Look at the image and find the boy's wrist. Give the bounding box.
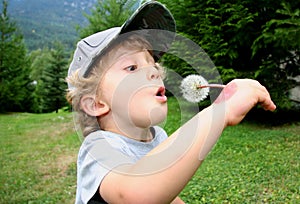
[196,104,226,160]
[209,103,228,129]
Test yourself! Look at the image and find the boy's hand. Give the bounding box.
[214,79,276,126]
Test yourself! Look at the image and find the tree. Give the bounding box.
[29,48,52,81]
[77,0,139,38]
[0,0,32,112]
[252,2,300,109]
[161,0,264,80]
[29,47,52,112]
[34,42,68,113]
[160,0,300,111]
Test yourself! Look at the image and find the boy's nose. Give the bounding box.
[147,66,160,80]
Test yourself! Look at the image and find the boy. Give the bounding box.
[67,2,276,204]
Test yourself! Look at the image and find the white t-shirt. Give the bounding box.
[75,126,168,204]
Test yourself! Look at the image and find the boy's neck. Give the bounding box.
[98,116,154,142]
[107,126,154,142]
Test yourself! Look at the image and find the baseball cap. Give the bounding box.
[67,1,176,84]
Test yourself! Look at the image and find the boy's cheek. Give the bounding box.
[214,82,237,104]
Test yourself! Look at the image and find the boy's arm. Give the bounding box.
[100,79,276,203]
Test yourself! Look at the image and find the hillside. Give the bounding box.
[6,0,97,51]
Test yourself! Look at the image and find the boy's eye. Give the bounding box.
[125,65,138,72]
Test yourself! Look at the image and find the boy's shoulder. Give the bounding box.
[79,126,168,162]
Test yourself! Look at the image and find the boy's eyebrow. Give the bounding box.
[112,49,152,65]
[104,49,143,69]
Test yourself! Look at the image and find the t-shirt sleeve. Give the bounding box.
[75,132,134,204]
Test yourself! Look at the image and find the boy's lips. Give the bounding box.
[155,87,167,102]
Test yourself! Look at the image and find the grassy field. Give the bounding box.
[0,98,299,203]
[0,112,79,203]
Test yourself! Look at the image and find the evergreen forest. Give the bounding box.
[1,0,299,122]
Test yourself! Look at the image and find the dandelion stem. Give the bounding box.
[197,84,226,89]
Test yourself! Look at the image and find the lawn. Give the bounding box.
[0,112,80,203]
[0,98,299,203]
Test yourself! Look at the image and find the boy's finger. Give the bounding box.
[260,98,276,111]
[257,86,276,111]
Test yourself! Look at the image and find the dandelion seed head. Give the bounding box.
[180,74,210,103]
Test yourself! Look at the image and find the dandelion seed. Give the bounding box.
[180,74,209,103]
[180,74,225,103]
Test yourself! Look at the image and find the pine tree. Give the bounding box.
[29,48,52,112]
[160,0,300,111]
[78,0,138,38]
[35,42,68,113]
[251,2,300,109]
[0,0,32,112]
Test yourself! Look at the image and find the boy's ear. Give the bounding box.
[80,95,109,116]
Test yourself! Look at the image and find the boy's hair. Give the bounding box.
[66,34,165,137]
[66,1,175,137]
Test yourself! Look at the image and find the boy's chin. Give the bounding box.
[148,108,168,127]
[131,112,167,129]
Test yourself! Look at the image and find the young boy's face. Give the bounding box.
[97,46,168,134]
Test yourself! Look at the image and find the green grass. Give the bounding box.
[0,98,299,203]
[0,112,80,203]
[180,123,299,203]
[165,97,299,203]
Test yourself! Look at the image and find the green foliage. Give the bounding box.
[78,0,138,38]
[3,0,299,113]
[7,0,95,52]
[161,0,258,80]
[0,0,33,112]
[251,2,300,109]
[29,47,52,112]
[252,2,300,56]
[31,42,68,113]
[197,1,258,80]
[29,47,52,81]
[160,0,300,111]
